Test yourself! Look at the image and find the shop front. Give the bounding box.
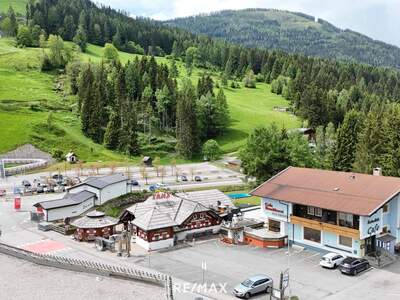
[359,209,383,256]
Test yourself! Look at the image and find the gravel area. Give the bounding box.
[0,253,165,300]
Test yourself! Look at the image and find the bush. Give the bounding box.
[202,139,222,161]
[51,149,64,161]
[243,70,256,88]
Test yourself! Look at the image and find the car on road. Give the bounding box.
[180,175,188,182]
[194,175,202,182]
[320,253,346,269]
[339,257,370,275]
[233,274,273,299]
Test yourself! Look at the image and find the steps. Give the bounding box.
[366,248,397,268]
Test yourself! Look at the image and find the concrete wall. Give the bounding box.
[46,197,95,221]
[136,236,174,251]
[175,225,220,241]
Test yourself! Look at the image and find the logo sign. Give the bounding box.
[360,209,383,239]
[152,192,171,200]
[262,198,290,222]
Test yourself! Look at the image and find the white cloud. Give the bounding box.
[95,0,400,46]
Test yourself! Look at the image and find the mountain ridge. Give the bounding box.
[165,8,400,68]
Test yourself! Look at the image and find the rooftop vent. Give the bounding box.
[333,187,340,191]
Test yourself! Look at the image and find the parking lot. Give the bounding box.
[131,238,400,300]
[0,162,244,196]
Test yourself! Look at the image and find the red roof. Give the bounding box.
[251,167,400,216]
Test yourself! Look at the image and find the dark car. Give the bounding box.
[52,174,63,181]
[194,175,202,182]
[339,257,370,275]
[130,179,139,186]
[22,180,31,187]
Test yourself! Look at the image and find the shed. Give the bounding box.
[65,152,77,163]
[142,156,153,167]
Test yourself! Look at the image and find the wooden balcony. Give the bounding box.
[290,215,360,239]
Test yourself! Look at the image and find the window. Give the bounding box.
[269,219,281,233]
[338,212,353,227]
[314,207,322,217]
[307,206,315,215]
[307,206,322,217]
[303,227,321,243]
[339,235,352,248]
[383,204,389,213]
[382,226,388,234]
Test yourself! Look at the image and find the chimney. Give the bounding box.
[373,167,382,176]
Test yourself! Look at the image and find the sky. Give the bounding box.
[96,0,400,47]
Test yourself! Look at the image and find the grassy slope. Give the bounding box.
[0,0,28,15]
[0,37,300,161]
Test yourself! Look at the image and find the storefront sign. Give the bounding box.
[359,209,383,239]
[262,198,290,222]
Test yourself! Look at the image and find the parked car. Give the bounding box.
[149,183,168,192]
[233,275,273,299]
[0,189,6,197]
[130,179,139,186]
[339,257,370,275]
[54,185,65,193]
[52,174,63,183]
[181,175,188,182]
[22,180,31,187]
[320,253,346,269]
[194,175,202,182]
[36,185,44,194]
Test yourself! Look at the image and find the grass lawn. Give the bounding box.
[226,190,261,206]
[0,0,28,15]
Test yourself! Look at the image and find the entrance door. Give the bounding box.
[365,236,376,254]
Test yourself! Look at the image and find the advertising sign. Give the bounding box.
[262,198,291,222]
[14,197,21,210]
[359,209,383,239]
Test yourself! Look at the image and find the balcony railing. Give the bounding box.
[290,215,360,239]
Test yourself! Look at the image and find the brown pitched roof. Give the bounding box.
[251,167,400,216]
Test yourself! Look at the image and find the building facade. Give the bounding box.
[252,167,400,258]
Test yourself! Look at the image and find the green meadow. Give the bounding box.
[0,36,300,162]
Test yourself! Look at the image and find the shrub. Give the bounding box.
[202,139,222,161]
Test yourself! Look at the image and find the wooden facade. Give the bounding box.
[74,226,115,241]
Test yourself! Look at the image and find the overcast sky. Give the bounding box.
[96,0,400,47]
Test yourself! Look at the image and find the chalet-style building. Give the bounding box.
[251,166,400,258]
[71,211,119,241]
[120,189,234,250]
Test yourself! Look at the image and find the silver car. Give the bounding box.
[233,274,273,299]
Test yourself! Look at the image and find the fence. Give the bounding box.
[0,242,174,299]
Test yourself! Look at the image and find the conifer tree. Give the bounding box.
[176,79,198,158]
[103,110,120,150]
[333,110,362,171]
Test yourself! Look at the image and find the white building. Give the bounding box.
[34,191,96,222]
[68,173,129,205]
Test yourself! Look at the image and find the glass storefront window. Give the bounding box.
[339,235,352,248]
[303,227,321,243]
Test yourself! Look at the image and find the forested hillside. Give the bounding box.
[165,9,400,69]
[2,0,400,177]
